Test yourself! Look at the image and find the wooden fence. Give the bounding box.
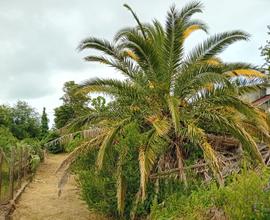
[0,146,34,204]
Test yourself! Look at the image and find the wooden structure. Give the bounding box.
[0,146,32,204]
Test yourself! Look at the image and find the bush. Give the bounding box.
[73,151,118,217]
[30,154,41,172]
[0,126,18,150]
[20,138,44,161]
[73,123,164,219]
[42,131,63,154]
[150,168,270,220]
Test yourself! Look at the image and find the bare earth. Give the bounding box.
[11,153,106,220]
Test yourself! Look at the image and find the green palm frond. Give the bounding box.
[185,31,249,65]
[178,1,203,21]
[78,37,121,56]
[80,78,144,100]
[123,4,147,39]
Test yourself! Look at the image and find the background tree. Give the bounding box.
[0,105,12,128]
[41,107,49,138]
[10,101,41,140]
[260,25,270,71]
[54,81,91,129]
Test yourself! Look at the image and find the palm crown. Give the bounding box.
[61,1,270,217]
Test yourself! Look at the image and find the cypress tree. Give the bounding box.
[41,107,49,138]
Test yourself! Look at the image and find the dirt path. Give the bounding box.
[11,153,106,220]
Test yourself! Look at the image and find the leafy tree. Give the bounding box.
[41,107,49,138]
[0,105,12,128]
[54,81,91,129]
[260,25,270,71]
[10,101,41,140]
[63,2,269,218]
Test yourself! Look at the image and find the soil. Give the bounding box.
[11,153,106,220]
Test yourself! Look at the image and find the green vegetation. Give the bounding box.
[41,107,49,138]
[151,168,270,220]
[0,101,45,200]
[54,81,91,129]
[57,1,270,219]
[10,2,268,220]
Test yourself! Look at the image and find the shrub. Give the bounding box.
[150,168,270,220]
[20,138,44,161]
[0,126,18,150]
[73,151,118,217]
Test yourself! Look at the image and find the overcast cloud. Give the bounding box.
[0,0,269,125]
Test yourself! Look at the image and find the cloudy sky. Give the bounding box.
[0,0,269,126]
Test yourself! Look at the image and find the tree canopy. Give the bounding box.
[54,81,91,129]
[41,107,49,138]
[260,25,270,71]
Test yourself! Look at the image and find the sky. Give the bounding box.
[0,0,269,126]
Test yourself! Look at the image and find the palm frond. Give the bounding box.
[96,118,130,170]
[166,96,181,136]
[183,20,208,39]
[139,146,147,200]
[185,31,249,65]
[116,161,126,216]
[123,4,147,39]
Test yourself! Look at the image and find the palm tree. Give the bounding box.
[60,1,270,218]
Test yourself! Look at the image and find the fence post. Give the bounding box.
[9,147,15,200]
[23,147,28,178]
[18,146,23,188]
[0,149,3,200]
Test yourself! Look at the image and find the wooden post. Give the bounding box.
[18,147,23,188]
[23,147,28,178]
[0,149,3,200]
[9,147,15,200]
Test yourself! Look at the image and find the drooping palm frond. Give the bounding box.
[116,158,126,217]
[166,96,181,136]
[138,146,147,200]
[96,118,130,170]
[79,78,146,103]
[146,115,171,136]
[183,19,208,39]
[56,135,104,174]
[185,121,223,185]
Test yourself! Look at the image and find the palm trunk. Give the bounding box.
[175,138,187,187]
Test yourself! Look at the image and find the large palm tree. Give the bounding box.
[59,1,270,217]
